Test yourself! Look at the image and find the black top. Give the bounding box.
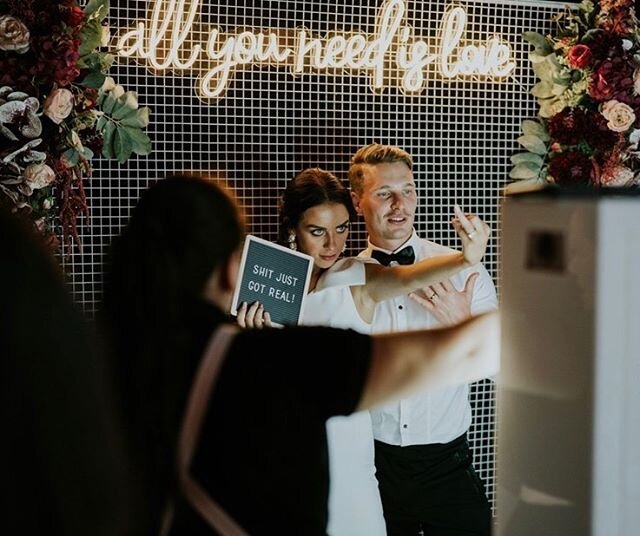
[171,301,372,535]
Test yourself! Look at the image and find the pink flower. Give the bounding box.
[566,44,592,69]
[600,100,636,132]
[600,165,635,186]
[43,88,74,124]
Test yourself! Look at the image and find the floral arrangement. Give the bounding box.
[0,0,151,250]
[507,0,640,193]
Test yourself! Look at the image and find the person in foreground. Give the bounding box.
[348,143,498,535]
[100,174,500,535]
[0,206,134,535]
[237,167,491,535]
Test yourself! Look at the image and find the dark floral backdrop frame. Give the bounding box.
[507,0,640,193]
[0,0,151,250]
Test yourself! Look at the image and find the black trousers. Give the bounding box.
[374,433,491,536]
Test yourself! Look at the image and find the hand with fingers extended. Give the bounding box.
[236,301,272,329]
[409,272,479,327]
[452,204,490,266]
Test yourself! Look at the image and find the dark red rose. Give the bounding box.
[548,151,595,185]
[65,5,85,27]
[547,108,590,145]
[584,114,620,151]
[589,56,639,104]
[586,30,624,61]
[566,44,593,68]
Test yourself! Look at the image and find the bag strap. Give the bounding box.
[161,323,248,536]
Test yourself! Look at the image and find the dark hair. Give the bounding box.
[101,174,245,532]
[278,167,356,244]
[1,207,133,535]
[347,143,413,194]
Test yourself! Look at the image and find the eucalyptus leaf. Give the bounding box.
[113,127,133,163]
[62,148,80,168]
[7,91,29,101]
[517,135,548,155]
[0,124,17,141]
[510,162,542,180]
[82,147,94,160]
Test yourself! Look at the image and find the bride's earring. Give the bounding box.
[342,244,346,254]
[288,232,297,251]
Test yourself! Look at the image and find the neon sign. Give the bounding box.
[116,0,516,101]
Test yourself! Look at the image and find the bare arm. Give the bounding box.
[361,207,490,304]
[356,311,500,411]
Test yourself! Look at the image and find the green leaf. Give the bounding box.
[84,0,110,20]
[113,127,134,163]
[79,51,115,71]
[517,135,547,155]
[121,107,150,128]
[510,162,542,180]
[101,120,116,159]
[79,19,103,57]
[124,126,152,155]
[511,152,544,166]
[522,31,552,54]
[81,147,94,161]
[521,120,550,141]
[112,92,139,120]
[96,115,107,131]
[102,92,118,115]
[531,80,555,99]
[80,71,106,89]
[503,178,547,195]
[62,148,80,168]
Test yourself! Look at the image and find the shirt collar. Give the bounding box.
[367,229,419,255]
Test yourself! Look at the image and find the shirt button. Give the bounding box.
[398,305,404,310]
[403,424,408,429]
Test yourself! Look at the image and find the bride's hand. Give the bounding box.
[236,301,272,329]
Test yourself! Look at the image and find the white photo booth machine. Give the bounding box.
[496,189,640,535]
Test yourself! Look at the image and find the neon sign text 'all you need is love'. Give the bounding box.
[116,0,516,101]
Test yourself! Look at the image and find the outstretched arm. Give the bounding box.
[356,311,500,411]
[361,206,490,304]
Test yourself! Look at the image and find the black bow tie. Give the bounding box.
[370,245,416,266]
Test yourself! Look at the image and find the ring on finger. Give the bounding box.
[467,230,477,239]
[428,293,438,301]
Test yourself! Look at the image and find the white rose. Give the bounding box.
[601,100,636,132]
[0,15,30,54]
[23,163,56,190]
[44,88,74,124]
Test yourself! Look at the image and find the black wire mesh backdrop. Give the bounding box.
[62,0,565,511]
